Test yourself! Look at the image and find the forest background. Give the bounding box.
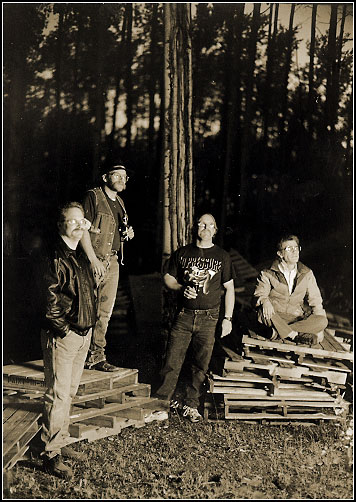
[3,3,354,362]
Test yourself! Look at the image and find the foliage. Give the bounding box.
[3,3,353,269]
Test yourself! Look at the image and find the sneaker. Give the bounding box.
[182,405,203,423]
[61,445,85,461]
[170,399,181,411]
[88,360,119,372]
[144,410,169,423]
[43,454,73,479]
[294,332,324,346]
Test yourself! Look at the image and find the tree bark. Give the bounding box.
[92,6,106,182]
[307,4,317,136]
[124,3,133,156]
[162,3,194,263]
[278,3,295,144]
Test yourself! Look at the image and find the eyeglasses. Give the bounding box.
[198,223,215,229]
[109,173,129,182]
[65,219,86,226]
[283,246,301,252]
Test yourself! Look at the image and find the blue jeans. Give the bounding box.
[87,254,119,364]
[41,328,92,458]
[155,307,219,408]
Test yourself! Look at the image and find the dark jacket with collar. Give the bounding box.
[253,259,326,318]
[39,236,97,338]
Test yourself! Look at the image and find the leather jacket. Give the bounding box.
[39,236,97,338]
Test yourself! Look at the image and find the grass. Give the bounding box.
[6,413,353,499]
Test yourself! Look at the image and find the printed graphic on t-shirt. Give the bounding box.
[180,256,222,295]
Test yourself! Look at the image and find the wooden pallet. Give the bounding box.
[3,360,167,471]
[242,331,353,363]
[3,360,139,394]
[224,394,349,421]
[3,401,42,471]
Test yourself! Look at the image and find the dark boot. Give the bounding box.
[43,454,73,479]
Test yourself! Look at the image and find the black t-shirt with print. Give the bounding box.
[165,243,234,310]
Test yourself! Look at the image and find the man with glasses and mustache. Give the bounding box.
[80,163,134,371]
[252,233,328,345]
[153,213,235,422]
[38,202,96,478]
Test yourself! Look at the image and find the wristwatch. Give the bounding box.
[224,316,233,321]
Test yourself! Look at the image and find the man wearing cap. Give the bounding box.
[80,163,134,371]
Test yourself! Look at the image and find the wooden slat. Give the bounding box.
[225,400,341,409]
[69,396,154,423]
[3,408,42,457]
[242,335,353,361]
[300,357,351,372]
[224,412,341,420]
[224,389,335,401]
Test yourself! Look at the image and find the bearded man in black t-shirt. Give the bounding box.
[154,214,235,422]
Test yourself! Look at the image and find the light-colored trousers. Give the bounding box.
[87,254,119,365]
[41,328,91,457]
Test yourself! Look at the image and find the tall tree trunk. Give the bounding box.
[219,3,244,246]
[160,3,193,366]
[108,13,126,158]
[162,3,193,262]
[54,6,64,199]
[307,4,317,136]
[92,6,106,182]
[278,3,295,143]
[325,4,338,134]
[124,3,133,156]
[262,3,279,147]
[148,3,159,164]
[239,4,260,218]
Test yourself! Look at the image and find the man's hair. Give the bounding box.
[58,201,84,223]
[277,234,300,252]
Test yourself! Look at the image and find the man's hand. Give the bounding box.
[183,285,198,299]
[122,226,134,240]
[90,257,106,278]
[261,299,275,325]
[221,318,232,338]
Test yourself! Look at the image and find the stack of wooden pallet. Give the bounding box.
[205,328,352,423]
[3,360,167,474]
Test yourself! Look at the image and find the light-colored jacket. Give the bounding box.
[253,260,326,318]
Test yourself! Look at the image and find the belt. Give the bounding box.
[181,307,220,314]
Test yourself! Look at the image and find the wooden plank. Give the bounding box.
[69,396,154,423]
[324,330,349,351]
[224,412,341,420]
[224,400,342,409]
[3,409,42,457]
[79,415,117,428]
[211,371,273,385]
[108,407,145,421]
[242,335,353,361]
[224,389,335,401]
[220,346,244,362]
[299,357,351,373]
[224,360,246,372]
[246,351,295,364]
